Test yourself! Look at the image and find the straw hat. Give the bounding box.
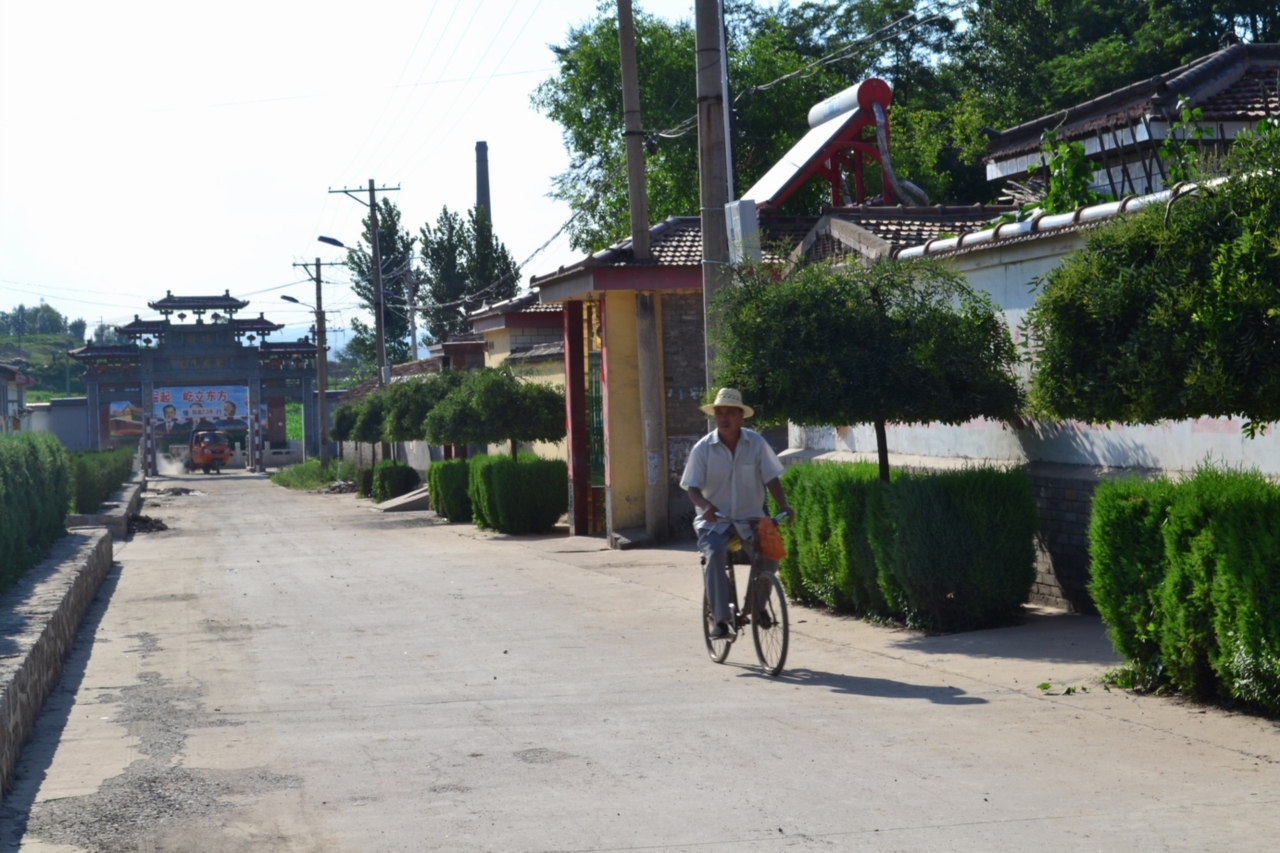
[700,388,754,418]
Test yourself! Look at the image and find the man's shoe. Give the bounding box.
[709,622,735,642]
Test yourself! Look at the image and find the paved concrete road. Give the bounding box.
[2,474,1277,852]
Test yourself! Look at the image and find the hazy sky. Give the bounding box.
[0,0,718,346]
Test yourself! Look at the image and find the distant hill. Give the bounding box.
[0,333,86,395]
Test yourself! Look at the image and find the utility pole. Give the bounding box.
[619,0,649,262]
[328,180,400,386]
[293,258,342,468]
[619,0,668,541]
[695,0,731,390]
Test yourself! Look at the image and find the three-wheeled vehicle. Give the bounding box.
[184,429,233,474]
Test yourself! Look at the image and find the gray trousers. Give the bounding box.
[698,527,736,626]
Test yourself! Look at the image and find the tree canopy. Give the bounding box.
[423,367,566,459]
[1025,117,1280,436]
[533,0,1275,247]
[714,257,1022,480]
[419,206,519,343]
[341,199,522,376]
[380,370,466,442]
[345,198,419,368]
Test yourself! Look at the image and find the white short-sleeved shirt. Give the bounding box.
[680,427,785,532]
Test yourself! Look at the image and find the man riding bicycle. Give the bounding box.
[680,388,794,642]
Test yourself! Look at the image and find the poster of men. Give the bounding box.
[152,386,250,451]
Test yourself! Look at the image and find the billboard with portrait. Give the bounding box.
[152,386,250,452]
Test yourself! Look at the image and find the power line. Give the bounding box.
[391,0,542,181]
[365,0,488,180]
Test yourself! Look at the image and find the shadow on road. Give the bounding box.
[738,666,988,704]
[888,609,1120,667]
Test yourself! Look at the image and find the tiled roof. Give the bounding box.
[895,179,1227,260]
[233,315,285,334]
[69,344,142,361]
[804,204,1018,263]
[115,316,167,336]
[148,290,249,313]
[530,214,818,287]
[469,291,562,320]
[987,43,1280,160]
[1200,66,1280,120]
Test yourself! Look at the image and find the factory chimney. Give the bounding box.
[475,141,491,221]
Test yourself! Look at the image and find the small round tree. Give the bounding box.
[424,367,566,459]
[715,257,1022,481]
[381,369,466,442]
[1026,118,1280,436]
[329,403,361,443]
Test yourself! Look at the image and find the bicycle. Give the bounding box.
[700,513,790,676]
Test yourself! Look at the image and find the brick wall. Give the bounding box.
[1028,470,1099,612]
[661,291,707,538]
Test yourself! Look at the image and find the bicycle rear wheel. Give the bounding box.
[751,572,789,676]
[702,593,732,663]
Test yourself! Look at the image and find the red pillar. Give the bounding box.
[564,301,589,535]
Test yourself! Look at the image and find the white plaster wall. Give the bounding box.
[790,229,1280,474]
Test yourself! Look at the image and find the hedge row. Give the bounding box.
[371,460,420,503]
[69,447,135,514]
[469,454,568,535]
[428,458,471,522]
[0,432,71,593]
[771,462,1038,632]
[1089,466,1280,714]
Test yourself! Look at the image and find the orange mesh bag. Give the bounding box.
[755,517,787,561]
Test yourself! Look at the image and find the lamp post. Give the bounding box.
[281,291,329,468]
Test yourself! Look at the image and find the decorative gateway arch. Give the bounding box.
[69,291,320,469]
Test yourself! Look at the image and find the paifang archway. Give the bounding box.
[70,291,321,466]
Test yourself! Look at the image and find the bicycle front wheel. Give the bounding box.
[703,593,731,664]
[751,572,789,676]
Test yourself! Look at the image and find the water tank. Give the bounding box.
[807,78,893,128]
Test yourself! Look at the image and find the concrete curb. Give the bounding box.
[0,529,114,795]
[66,472,147,540]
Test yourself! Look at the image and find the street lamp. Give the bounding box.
[280,292,330,468]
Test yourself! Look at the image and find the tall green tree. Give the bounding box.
[714,257,1022,481]
[346,198,419,369]
[0,303,67,336]
[532,2,954,251]
[418,205,519,343]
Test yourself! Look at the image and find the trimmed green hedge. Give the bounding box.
[371,460,420,503]
[772,462,1038,632]
[1,432,71,593]
[1087,478,1176,670]
[356,467,374,499]
[428,458,471,522]
[466,454,568,535]
[1090,466,1280,714]
[69,447,135,514]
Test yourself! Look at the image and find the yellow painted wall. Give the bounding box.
[602,290,645,530]
[479,325,567,462]
[482,327,512,368]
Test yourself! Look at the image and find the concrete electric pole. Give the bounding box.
[291,258,343,469]
[618,0,668,541]
[695,0,731,391]
[328,180,400,386]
